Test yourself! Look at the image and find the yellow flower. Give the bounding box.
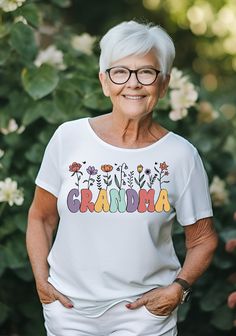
[137,164,143,173]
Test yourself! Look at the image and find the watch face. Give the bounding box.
[182,289,192,303]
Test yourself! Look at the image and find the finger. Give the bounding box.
[126,297,146,309]
[53,289,74,309]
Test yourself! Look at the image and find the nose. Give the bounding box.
[126,71,142,88]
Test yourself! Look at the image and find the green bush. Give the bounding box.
[0,1,236,335]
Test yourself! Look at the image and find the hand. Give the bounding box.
[126,283,183,316]
[36,281,73,309]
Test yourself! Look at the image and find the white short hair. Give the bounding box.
[99,20,175,75]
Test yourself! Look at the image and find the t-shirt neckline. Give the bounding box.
[86,117,172,152]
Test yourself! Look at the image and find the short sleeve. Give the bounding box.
[35,127,61,197]
[175,150,213,226]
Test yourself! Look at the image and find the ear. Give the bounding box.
[99,72,110,97]
[159,74,170,98]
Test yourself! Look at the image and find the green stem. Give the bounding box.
[0,202,7,218]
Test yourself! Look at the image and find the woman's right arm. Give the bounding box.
[26,186,73,308]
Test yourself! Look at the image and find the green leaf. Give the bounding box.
[16,4,40,28]
[51,0,72,8]
[0,218,17,240]
[0,246,7,276]
[0,302,10,325]
[4,234,28,269]
[0,23,10,38]
[200,282,231,312]
[83,89,112,111]
[14,266,33,281]
[25,143,44,163]
[22,64,59,100]
[177,302,191,322]
[54,89,81,115]
[0,42,11,66]
[211,304,235,331]
[10,22,37,61]
[220,230,236,243]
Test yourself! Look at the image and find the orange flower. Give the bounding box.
[101,164,113,172]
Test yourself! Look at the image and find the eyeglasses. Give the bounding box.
[106,66,161,85]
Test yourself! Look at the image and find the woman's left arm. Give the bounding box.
[176,217,218,284]
[126,217,218,315]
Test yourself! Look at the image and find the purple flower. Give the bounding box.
[86,166,98,175]
[145,168,151,175]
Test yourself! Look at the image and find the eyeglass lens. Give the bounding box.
[108,67,158,85]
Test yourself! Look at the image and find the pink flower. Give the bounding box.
[225,239,236,253]
[69,162,82,173]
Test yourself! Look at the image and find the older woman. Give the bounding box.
[26,21,218,336]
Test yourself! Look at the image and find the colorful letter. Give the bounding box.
[138,189,155,212]
[94,189,110,212]
[67,188,80,213]
[155,189,171,212]
[80,189,95,212]
[126,189,139,212]
[109,188,126,213]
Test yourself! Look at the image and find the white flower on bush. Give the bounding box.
[0,177,24,206]
[210,176,229,207]
[34,45,66,70]
[0,0,25,12]
[1,119,18,135]
[0,119,25,135]
[169,68,188,89]
[169,68,198,121]
[14,15,27,24]
[71,33,96,55]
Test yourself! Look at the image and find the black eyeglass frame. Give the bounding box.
[105,66,161,86]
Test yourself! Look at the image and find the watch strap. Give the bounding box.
[173,277,191,291]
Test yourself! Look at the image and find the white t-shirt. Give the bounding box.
[35,117,213,319]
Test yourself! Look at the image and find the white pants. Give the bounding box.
[43,300,177,336]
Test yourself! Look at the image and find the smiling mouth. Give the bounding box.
[123,95,146,100]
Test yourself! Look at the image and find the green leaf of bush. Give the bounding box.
[200,282,231,312]
[22,64,59,100]
[51,0,71,8]
[211,304,235,331]
[10,22,37,61]
[17,4,40,28]
[0,302,10,325]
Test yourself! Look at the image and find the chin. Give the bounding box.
[120,109,151,119]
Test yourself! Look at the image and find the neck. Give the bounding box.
[104,112,164,147]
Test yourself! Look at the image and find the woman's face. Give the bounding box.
[99,50,170,120]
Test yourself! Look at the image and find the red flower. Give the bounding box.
[69,162,82,173]
[160,162,169,170]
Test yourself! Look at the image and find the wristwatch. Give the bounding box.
[173,278,192,304]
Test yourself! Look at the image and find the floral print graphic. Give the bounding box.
[67,161,171,214]
[154,162,170,189]
[101,164,113,190]
[69,162,83,190]
[135,164,145,189]
[145,168,157,188]
[84,166,98,189]
[114,162,128,190]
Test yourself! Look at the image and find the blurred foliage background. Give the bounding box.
[0,0,236,335]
